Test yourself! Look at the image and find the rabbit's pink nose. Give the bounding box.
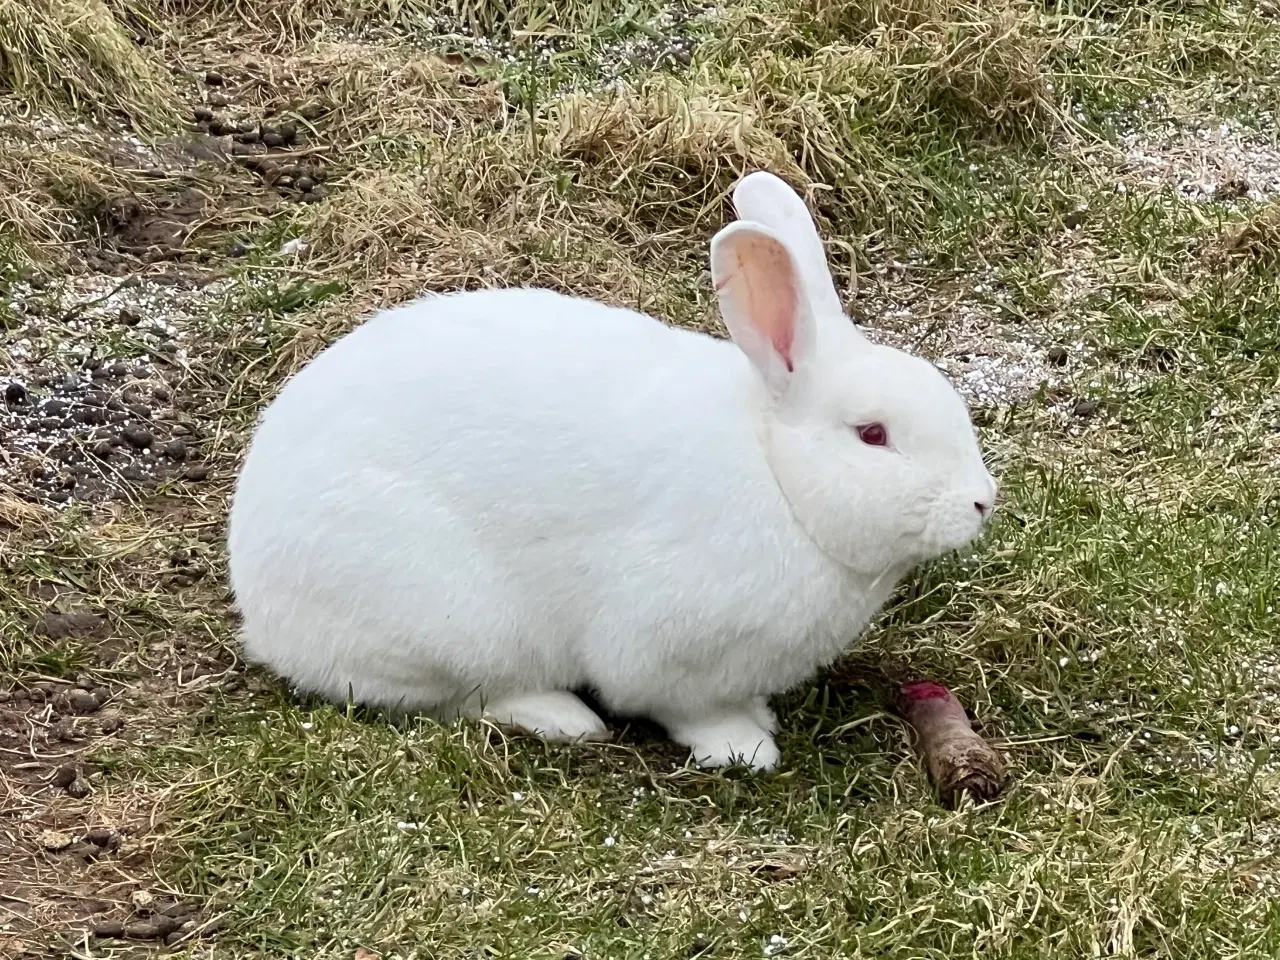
[974,500,991,517]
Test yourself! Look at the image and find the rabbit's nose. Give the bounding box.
[974,476,998,520]
[974,489,996,519]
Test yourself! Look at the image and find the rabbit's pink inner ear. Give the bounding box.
[715,230,802,374]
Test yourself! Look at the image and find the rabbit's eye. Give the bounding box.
[856,423,888,447]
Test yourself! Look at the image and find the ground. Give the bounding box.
[1,1,1279,958]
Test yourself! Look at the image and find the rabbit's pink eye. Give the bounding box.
[856,423,888,447]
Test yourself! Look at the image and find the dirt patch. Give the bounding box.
[0,676,139,952]
[854,262,1058,409]
[0,690,213,954]
[0,257,248,507]
[1116,110,1280,203]
[0,605,239,955]
[1,75,332,275]
[98,185,213,259]
[1,357,205,506]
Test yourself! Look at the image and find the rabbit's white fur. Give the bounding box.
[228,172,996,771]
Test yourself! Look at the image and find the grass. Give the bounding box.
[0,141,142,266]
[0,0,178,128]
[3,0,1280,957]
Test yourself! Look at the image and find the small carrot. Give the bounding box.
[898,680,1005,808]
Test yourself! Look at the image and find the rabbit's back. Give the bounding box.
[233,288,747,541]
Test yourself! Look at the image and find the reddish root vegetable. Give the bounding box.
[897,680,1005,808]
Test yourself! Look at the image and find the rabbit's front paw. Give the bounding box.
[668,712,780,772]
[484,691,611,743]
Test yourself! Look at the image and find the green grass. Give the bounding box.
[4,0,1280,957]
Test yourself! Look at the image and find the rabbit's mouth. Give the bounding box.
[919,514,991,560]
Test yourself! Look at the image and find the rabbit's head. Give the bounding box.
[712,172,997,576]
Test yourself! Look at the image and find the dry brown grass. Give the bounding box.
[804,0,949,34]
[0,0,178,129]
[0,132,267,268]
[1210,201,1280,266]
[795,0,1058,133]
[140,0,653,43]
[553,82,807,208]
[0,142,136,264]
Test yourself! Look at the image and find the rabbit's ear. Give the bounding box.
[711,221,816,397]
[731,172,846,320]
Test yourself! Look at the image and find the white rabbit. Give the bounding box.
[227,171,997,772]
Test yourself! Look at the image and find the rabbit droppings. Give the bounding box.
[227,171,997,772]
